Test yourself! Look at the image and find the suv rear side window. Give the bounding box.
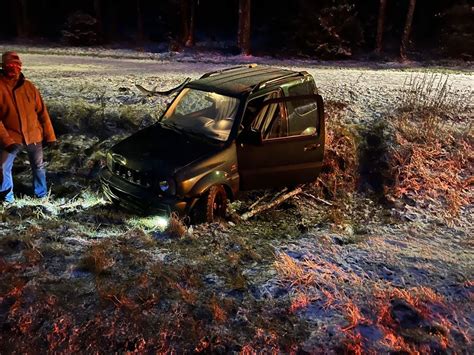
[250,91,287,139]
[286,81,319,136]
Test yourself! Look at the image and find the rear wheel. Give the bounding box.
[194,185,228,223]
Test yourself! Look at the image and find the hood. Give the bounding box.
[111,123,220,174]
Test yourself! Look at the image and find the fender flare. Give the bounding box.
[187,171,234,210]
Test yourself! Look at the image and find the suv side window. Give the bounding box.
[250,90,287,140]
[286,80,319,136]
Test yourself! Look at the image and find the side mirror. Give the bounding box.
[239,128,263,146]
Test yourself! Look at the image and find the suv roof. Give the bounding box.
[187,65,305,96]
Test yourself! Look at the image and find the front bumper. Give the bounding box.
[100,168,190,215]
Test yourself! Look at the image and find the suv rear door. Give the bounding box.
[237,81,324,190]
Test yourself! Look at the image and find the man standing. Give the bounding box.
[0,51,56,203]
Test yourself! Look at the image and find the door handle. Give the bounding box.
[304,143,320,152]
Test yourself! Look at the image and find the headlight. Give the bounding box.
[106,152,113,170]
[154,216,169,229]
[158,179,176,195]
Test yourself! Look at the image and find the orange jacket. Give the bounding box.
[0,72,56,148]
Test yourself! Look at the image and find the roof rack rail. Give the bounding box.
[255,71,302,90]
[200,63,258,79]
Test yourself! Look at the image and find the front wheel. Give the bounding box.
[194,185,228,223]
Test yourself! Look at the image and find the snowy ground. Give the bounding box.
[0,47,473,353]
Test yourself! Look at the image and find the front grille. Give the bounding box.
[103,182,170,215]
[111,162,152,188]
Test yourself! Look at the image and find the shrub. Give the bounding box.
[284,3,364,58]
[62,11,101,46]
[438,5,474,59]
[314,101,359,199]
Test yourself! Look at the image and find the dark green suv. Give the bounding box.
[101,65,325,222]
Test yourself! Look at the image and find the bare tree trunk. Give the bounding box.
[136,0,145,45]
[375,0,387,55]
[186,0,195,47]
[400,0,416,61]
[93,0,103,42]
[106,0,118,42]
[16,0,30,38]
[238,0,251,55]
[180,0,189,44]
[180,0,195,47]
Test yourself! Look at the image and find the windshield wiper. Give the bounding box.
[180,127,207,141]
[161,122,221,144]
[161,121,182,133]
[162,122,204,141]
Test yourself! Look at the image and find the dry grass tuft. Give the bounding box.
[389,131,473,219]
[315,100,359,199]
[274,253,315,287]
[210,296,228,323]
[120,228,157,249]
[343,331,363,355]
[400,73,472,123]
[165,212,187,238]
[240,328,281,354]
[274,252,361,292]
[341,299,365,331]
[79,241,115,274]
[387,73,473,221]
[289,291,311,313]
[274,251,368,340]
[175,282,198,305]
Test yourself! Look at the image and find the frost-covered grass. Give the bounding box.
[1,193,471,352]
[0,50,472,353]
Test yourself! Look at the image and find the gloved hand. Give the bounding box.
[4,143,21,153]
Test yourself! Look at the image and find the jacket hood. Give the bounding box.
[111,123,219,174]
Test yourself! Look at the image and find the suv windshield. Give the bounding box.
[162,88,240,142]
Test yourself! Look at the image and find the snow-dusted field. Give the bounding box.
[0,47,473,353]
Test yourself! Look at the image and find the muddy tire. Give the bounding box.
[194,185,228,223]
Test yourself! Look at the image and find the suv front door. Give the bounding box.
[237,91,325,190]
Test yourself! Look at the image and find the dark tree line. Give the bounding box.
[1,0,473,60]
